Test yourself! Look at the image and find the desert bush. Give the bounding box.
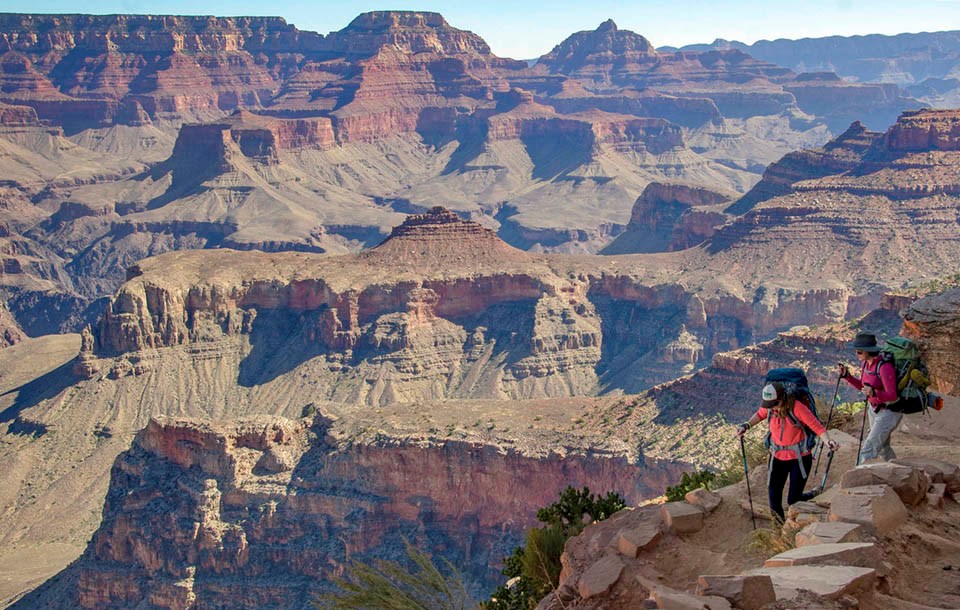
[314,539,473,610]
[481,486,626,610]
[665,470,716,502]
[749,519,800,558]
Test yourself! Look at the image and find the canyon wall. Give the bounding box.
[71,416,683,609]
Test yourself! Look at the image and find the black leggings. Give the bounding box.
[768,454,813,521]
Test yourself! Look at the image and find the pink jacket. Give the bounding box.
[755,399,825,460]
[843,358,898,410]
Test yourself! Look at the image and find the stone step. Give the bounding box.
[764,542,878,569]
[746,565,875,601]
[795,521,863,546]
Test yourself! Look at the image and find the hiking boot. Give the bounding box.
[800,490,818,502]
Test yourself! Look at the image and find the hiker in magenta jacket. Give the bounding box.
[736,381,838,521]
[839,332,901,462]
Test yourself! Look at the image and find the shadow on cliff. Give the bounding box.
[521,131,594,181]
[237,308,329,387]
[591,294,697,394]
[7,560,82,609]
[0,360,77,436]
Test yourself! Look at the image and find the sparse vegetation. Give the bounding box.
[665,470,716,502]
[313,539,474,610]
[749,519,800,558]
[482,486,626,609]
[664,436,766,499]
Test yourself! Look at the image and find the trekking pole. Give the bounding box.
[856,403,869,466]
[740,436,757,530]
[817,449,836,494]
[813,373,843,478]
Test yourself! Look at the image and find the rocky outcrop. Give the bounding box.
[0,101,39,125]
[321,11,494,56]
[72,415,683,608]
[885,109,960,152]
[0,301,25,346]
[603,182,735,253]
[726,120,882,214]
[902,286,960,393]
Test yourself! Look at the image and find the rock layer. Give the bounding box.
[73,415,681,608]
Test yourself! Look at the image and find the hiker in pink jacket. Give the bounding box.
[840,332,901,462]
[736,382,838,521]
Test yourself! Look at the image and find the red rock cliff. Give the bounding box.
[75,416,683,608]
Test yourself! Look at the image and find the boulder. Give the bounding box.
[696,574,776,610]
[577,554,624,599]
[828,485,908,534]
[662,502,705,534]
[891,457,960,493]
[615,523,663,558]
[746,565,875,601]
[841,463,928,505]
[685,488,722,513]
[795,522,863,547]
[764,542,879,569]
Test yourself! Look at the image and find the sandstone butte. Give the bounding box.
[0,10,935,341]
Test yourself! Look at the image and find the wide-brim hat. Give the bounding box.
[849,332,881,352]
[760,382,784,409]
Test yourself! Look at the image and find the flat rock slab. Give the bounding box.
[829,485,908,534]
[696,574,776,610]
[747,565,876,601]
[795,521,863,547]
[662,502,705,534]
[764,542,878,569]
[891,457,960,493]
[651,584,732,609]
[841,463,928,506]
[578,554,624,599]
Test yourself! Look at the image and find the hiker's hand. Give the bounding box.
[862,383,874,397]
[736,422,749,437]
[828,440,840,452]
[837,363,848,378]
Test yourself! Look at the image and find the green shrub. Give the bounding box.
[314,540,473,610]
[481,486,626,609]
[665,470,716,502]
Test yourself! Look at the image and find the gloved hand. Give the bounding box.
[736,422,750,437]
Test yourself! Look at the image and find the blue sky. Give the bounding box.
[4,0,960,59]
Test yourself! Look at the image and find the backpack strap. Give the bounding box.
[767,441,808,480]
[766,411,810,479]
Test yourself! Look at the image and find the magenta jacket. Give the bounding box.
[843,357,898,410]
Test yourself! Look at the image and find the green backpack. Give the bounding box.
[875,336,931,414]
